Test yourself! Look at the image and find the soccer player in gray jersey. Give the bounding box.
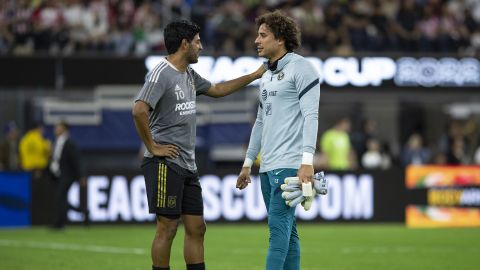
[132,20,264,270]
[236,11,320,270]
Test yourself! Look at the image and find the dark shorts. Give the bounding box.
[141,157,203,216]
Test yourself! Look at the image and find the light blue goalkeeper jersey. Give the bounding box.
[246,52,320,173]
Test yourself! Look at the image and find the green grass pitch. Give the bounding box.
[1,224,479,270]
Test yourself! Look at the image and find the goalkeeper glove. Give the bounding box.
[313,171,328,195]
[281,172,329,210]
[301,189,316,211]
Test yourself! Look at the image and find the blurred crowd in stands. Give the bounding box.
[314,116,480,170]
[1,0,480,56]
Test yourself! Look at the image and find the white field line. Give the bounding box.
[2,239,476,256]
[0,239,147,255]
[231,246,479,255]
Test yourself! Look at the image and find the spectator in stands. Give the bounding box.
[438,119,467,164]
[110,0,135,55]
[463,116,479,162]
[81,0,110,52]
[368,2,395,51]
[320,117,356,170]
[474,144,480,164]
[0,121,20,171]
[160,0,191,25]
[323,1,346,52]
[401,133,431,166]
[351,118,376,164]
[361,138,391,170]
[31,0,68,53]
[447,137,466,164]
[133,0,164,55]
[190,0,212,47]
[417,3,441,51]
[209,1,248,52]
[62,0,88,54]
[8,0,35,55]
[468,24,480,54]
[19,122,51,180]
[291,0,325,53]
[344,0,370,52]
[0,1,14,53]
[49,121,88,229]
[438,4,467,52]
[393,0,419,51]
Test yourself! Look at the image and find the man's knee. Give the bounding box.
[185,220,206,238]
[156,216,180,241]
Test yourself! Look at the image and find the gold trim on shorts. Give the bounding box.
[157,163,168,208]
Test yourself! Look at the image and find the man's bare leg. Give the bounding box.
[182,215,206,268]
[152,216,180,268]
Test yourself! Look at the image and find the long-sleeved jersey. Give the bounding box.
[245,52,320,173]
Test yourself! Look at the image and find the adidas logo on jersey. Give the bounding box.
[175,84,182,91]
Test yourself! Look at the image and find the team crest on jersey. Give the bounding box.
[188,78,195,93]
[277,72,284,80]
[168,196,177,208]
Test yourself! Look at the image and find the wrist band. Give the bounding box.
[301,152,313,165]
[242,158,253,168]
[243,158,253,168]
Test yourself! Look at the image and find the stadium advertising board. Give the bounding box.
[32,170,404,224]
[0,172,31,227]
[406,166,480,228]
[146,56,480,88]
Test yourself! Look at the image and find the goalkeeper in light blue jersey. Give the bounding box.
[236,10,320,270]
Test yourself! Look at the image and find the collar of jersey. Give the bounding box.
[164,57,185,73]
[267,52,293,74]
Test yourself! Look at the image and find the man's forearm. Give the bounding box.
[302,113,318,155]
[133,110,154,151]
[210,73,259,98]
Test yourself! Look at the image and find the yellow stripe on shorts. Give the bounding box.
[162,164,167,208]
[157,164,161,207]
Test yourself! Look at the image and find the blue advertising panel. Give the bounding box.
[0,172,31,227]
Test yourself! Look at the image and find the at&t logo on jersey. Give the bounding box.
[262,89,268,101]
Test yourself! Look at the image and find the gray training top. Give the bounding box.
[135,58,211,172]
[245,52,320,173]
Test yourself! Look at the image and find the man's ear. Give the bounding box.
[181,39,189,50]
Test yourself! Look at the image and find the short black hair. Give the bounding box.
[164,20,200,54]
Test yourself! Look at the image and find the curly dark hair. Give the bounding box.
[164,20,200,54]
[255,10,301,52]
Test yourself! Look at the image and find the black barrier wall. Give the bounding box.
[30,169,405,225]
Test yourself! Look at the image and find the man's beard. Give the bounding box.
[187,46,198,64]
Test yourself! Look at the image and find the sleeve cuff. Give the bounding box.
[301,152,314,165]
[243,158,253,168]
